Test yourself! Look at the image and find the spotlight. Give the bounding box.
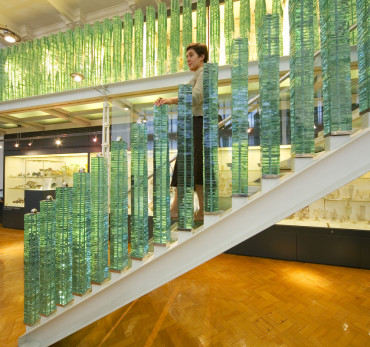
[28,141,33,147]
[56,139,62,146]
[0,26,21,43]
[124,107,129,111]
[70,72,85,82]
[14,142,19,148]
[92,136,98,143]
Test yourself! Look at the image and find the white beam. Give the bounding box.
[43,109,91,127]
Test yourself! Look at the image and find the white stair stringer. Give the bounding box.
[19,128,370,347]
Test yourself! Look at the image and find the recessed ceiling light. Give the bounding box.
[70,72,85,82]
[0,26,21,43]
[56,139,62,146]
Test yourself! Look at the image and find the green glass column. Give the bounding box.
[177,84,194,230]
[65,29,74,91]
[203,64,219,213]
[272,0,284,56]
[170,0,180,73]
[224,0,234,64]
[146,6,156,77]
[196,0,207,44]
[349,0,357,45]
[240,0,251,39]
[134,9,144,79]
[90,156,109,284]
[41,37,51,95]
[103,18,113,84]
[232,38,249,196]
[210,0,220,63]
[290,0,315,156]
[255,0,266,60]
[72,171,91,295]
[131,122,149,259]
[83,24,93,88]
[313,0,320,51]
[93,21,103,86]
[259,14,281,177]
[112,16,123,83]
[110,139,129,272]
[153,105,171,244]
[157,2,168,75]
[356,0,370,113]
[124,13,133,80]
[39,198,56,316]
[57,32,66,92]
[182,0,192,71]
[55,187,73,306]
[319,0,352,135]
[74,27,84,84]
[24,211,40,326]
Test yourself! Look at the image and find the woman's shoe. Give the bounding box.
[170,209,178,219]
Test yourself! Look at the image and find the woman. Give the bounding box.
[154,42,208,221]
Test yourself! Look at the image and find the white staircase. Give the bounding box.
[19,126,370,346]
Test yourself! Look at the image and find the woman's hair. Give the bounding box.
[186,43,209,63]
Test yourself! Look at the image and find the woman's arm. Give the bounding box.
[153,96,179,106]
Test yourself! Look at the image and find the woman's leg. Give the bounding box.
[170,187,178,218]
[195,184,204,220]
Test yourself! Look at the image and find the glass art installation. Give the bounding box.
[239,0,251,39]
[153,105,171,244]
[24,210,40,326]
[196,0,207,44]
[134,9,144,79]
[131,121,149,259]
[259,14,281,177]
[90,156,109,284]
[157,2,168,75]
[319,0,352,135]
[177,84,194,230]
[103,18,113,84]
[146,6,156,77]
[110,139,129,271]
[39,197,56,316]
[182,0,192,71]
[83,24,93,87]
[272,0,284,56]
[112,16,122,83]
[93,21,103,86]
[231,38,249,196]
[74,27,83,85]
[210,0,220,63]
[203,63,219,213]
[72,171,91,295]
[170,0,180,73]
[224,0,234,64]
[348,0,357,45]
[55,187,73,306]
[290,0,315,156]
[255,0,266,59]
[124,13,133,81]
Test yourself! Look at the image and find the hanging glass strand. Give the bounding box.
[65,30,74,91]
[157,2,168,75]
[255,0,266,60]
[93,21,103,86]
[224,0,234,64]
[170,0,180,73]
[196,0,207,44]
[124,13,133,80]
[313,0,321,51]
[103,18,113,84]
[56,33,66,92]
[0,48,6,101]
[356,0,370,114]
[134,9,144,79]
[259,14,281,177]
[90,156,109,284]
[55,187,73,306]
[153,105,171,244]
[348,0,357,45]
[18,41,27,98]
[272,0,284,56]
[177,84,194,230]
[74,27,84,85]
[39,198,56,316]
[110,140,129,272]
[146,6,156,77]
[290,0,315,156]
[232,38,249,196]
[72,172,91,295]
[240,0,250,39]
[182,0,192,71]
[24,211,40,326]
[210,0,220,63]
[83,24,93,88]
[40,37,50,95]
[319,0,352,135]
[112,16,123,83]
[131,122,149,259]
[203,64,219,213]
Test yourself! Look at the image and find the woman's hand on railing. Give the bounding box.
[153,97,178,106]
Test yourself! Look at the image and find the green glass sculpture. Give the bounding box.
[196,0,207,44]
[356,0,370,114]
[56,32,66,92]
[170,0,180,73]
[41,37,51,95]
[348,0,357,45]
[157,2,168,75]
[124,13,133,80]
[112,16,123,83]
[313,0,320,51]
[65,29,74,91]
[203,64,219,213]
[24,211,40,326]
[83,24,93,88]
[146,6,156,77]
[290,0,315,156]
[103,18,113,84]
[72,172,91,295]
[93,21,103,86]
[177,84,194,230]
[319,0,352,135]
[74,27,84,85]
[259,14,281,177]
[110,140,129,271]
[131,122,149,259]
[210,0,220,63]
[272,0,284,56]
[239,0,251,39]
[255,0,266,60]
[39,198,56,316]
[182,0,192,71]
[134,9,144,79]
[231,38,249,196]
[153,105,171,244]
[224,0,234,64]
[90,156,109,284]
[55,187,73,306]
[0,48,6,101]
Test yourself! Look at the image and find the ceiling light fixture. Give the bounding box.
[14,142,19,148]
[55,139,62,146]
[0,25,21,44]
[92,136,98,143]
[28,140,33,147]
[70,72,85,82]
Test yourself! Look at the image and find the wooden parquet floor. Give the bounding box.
[1,226,370,347]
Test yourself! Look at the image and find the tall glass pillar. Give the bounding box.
[124,13,133,80]
[103,18,113,84]
[196,0,207,44]
[182,0,192,71]
[170,0,180,73]
[210,0,220,63]
[157,2,168,75]
[240,0,251,39]
[224,0,234,64]
[112,16,122,83]
[146,6,156,77]
[134,9,144,79]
